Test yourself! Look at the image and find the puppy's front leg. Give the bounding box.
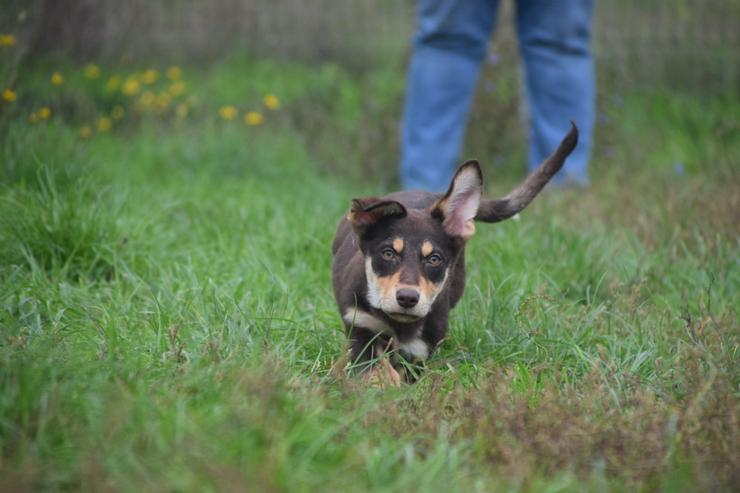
[348,327,400,387]
[363,354,401,388]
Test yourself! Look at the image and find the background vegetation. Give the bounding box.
[1,1,738,491]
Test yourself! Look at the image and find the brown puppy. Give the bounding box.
[332,124,578,382]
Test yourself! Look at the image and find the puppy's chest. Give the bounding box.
[342,306,439,361]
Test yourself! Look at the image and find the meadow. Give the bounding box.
[0,52,738,492]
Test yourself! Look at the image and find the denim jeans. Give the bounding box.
[401,0,595,191]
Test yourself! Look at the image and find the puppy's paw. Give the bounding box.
[363,358,401,388]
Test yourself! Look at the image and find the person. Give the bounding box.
[400,0,595,192]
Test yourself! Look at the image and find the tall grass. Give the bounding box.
[0,57,738,491]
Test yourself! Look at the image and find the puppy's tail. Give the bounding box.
[475,122,579,223]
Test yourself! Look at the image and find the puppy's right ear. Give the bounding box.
[431,160,483,240]
[348,198,407,235]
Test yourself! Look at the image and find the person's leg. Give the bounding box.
[401,0,499,192]
[516,0,595,185]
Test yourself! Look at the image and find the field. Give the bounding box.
[1,54,738,491]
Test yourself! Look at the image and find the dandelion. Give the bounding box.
[244,111,264,126]
[97,117,112,132]
[111,105,125,120]
[219,105,237,121]
[2,88,16,103]
[0,34,16,47]
[141,69,158,84]
[176,102,189,119]
[84,64,101,79]
[167,66,182,80]
[263,94,280,110]
[168,81,187,97]
[28,107,51,123]
[122,77,140,96]
[51,72,64,86]
[137,91,156,111]
[106,75,121,92]
[80,125,93,138]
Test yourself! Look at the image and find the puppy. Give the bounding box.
[332,124,578,383]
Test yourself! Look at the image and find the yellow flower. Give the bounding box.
[263,94,280,110]
[51,72,64,86]
[2,88,16,102]
[111,105,125,120]
[219,105,237,121]
[106,75,121,92]
[97,117,112,132]
[168,81,187,97]
[84,64,100,79]
[244,111,264,126]
[122,77,140,96]
[139,91,157,108]
[141,69,158,84]
[176,103,189,119]
[80,125,93,138]
[28,107,51,123]
[167,66,182,80]
[0,34,16,47]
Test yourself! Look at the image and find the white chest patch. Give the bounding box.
[399,337,429,361]
[343,308,391,334]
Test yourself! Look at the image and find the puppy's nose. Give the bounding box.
[396,288,420,309]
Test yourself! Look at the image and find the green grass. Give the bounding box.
[1,56,738,492]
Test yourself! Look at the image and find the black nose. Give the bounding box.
[396,288,420,309]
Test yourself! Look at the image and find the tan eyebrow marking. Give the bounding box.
[421,241,433,258]
[393,238,404,254]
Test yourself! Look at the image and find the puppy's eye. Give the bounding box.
[426,253,443,266]
[381,248,396,261]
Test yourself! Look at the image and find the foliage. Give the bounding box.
[0,55,738,492]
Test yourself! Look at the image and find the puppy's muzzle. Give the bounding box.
[396,288,420,309]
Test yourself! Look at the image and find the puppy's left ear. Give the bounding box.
[432,160,483,240]
[348,197,407,236]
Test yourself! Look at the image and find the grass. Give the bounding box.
[0,55,738,492]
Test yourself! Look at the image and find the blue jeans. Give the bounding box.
[401,0,595,191]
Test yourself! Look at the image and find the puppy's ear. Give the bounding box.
[348,198,407,235]
[432,160,483,240]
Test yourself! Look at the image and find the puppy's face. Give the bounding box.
[360,213,456,322]
[348,163,482,323]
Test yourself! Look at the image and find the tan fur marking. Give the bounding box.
[433,197,448,214]
[421,241,434,258]
[393,238,404,254]
[419,275,441,302]
[377,270,401,299]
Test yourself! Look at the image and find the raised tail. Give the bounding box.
[475,122,579,223]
